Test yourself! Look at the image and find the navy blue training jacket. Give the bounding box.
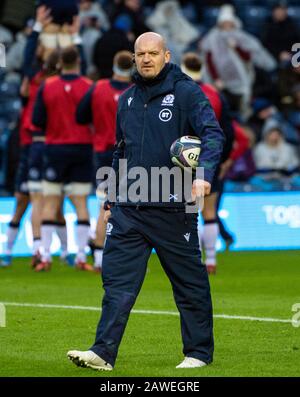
[110,63,225,207]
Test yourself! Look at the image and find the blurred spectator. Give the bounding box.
[36,1,79,51]
[6,18,35,74]
[277,64,300,110]
[262,1,300,64]
[36,0,79,25]
[0,23,13,47]
[79,0,110,31]
[201,4,276,118]
[93,14,134,78]
[286,84,300,137]
[254,118,300,178]
[79,0,110,76]
[248,98,300,145]
[111,0,149,40]
[146,0,199,64]
[226,125,256,182]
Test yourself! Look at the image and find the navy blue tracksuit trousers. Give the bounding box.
[90,206,214,366]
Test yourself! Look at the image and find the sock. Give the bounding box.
[5,222,20,255]
[76,220,90,263]
[94,246,103,269]
[56,222,68,256]
[33,238,41,255]
[41,221,56,262]
[197,225,203,251]
[88,225,96,241]
[202,220,219,266]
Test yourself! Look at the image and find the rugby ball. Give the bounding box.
[170,135,201,170]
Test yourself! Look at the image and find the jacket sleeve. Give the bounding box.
[105,105,125,206]
[76,84,96,125]
[77,43,87,76]
[111,109,125,174]
[32,83,47,131]
[187,83,225,183]
[23,30,40,78]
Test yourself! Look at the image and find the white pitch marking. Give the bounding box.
[0,302,292,324]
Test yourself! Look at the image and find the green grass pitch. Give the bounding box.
[0,251,299,377]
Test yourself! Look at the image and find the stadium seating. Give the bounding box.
[0,81,21,122]
[238,6,270,35]
[287,6,300,29]
[181,2,198,24]
[202,7,220,30]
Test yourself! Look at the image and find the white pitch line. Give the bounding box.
[1,302,293,324]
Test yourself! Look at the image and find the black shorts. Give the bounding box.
[36,0,78,24]
[211,174,222,194]
[28,141,45,184]
[15,145,30,194]
[43,144,93,184]
[210,166,225,195]
[94,149,114,186]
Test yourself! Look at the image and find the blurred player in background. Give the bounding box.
[0,99,31,268]
[25,5,86,268]
[0,6,66,268]
[26,50,62,268]
[76,50,133,272]
[32,46,93,272]
[182,52,234,275]
[35,0,79,55]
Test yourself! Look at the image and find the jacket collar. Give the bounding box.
[133,63,191,102]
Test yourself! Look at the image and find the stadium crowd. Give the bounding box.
[0,0,300,271]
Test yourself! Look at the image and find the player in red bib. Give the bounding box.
[32,46,93,272]
[0,103,33,267]
[0,51,59,269]
[76,51,133,272]
[181,53,248,275]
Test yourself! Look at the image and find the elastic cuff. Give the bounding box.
[42,220,57,226]
[204,219,218,224]
[204,169,214,184]
[55,221,66,227]
[77,220,90,226]
[9,222,20,228]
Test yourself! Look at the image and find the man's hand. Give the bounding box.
[69,16,80,35]
[36,5,52,27]
[279,51,291,62]
[227,37,237,49]
[214,78,225,91]
[104,210,111,224]
[191,179,211,201]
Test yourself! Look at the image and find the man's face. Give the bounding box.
[273,6,287,22]
[125,0,140,12]
[266,130,282,146]
[258,107,273,120]
[134,38,170,79]
[80,0,92,11]
[219,21,235,31]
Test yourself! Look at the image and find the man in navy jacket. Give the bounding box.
[68,32,225,371]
